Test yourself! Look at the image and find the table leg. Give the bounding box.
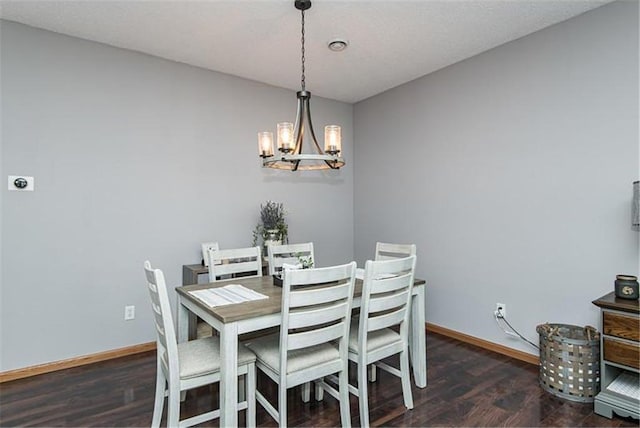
[220,322,239,427]
[411,285,427,387]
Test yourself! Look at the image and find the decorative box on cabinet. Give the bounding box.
[592,292,639,420]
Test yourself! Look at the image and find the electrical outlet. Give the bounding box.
[495,303,506,318]
[124,305,135,320]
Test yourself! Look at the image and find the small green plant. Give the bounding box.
[296,254,314,269]
[251,201,288,246]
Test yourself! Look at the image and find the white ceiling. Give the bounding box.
[0,0,613,103]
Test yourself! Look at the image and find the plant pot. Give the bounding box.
[263,229,281,251]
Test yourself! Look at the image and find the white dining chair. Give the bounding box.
[267,242,315,276]
[369,242,417,381]
[201,241,219,267]
[266,241,316,404]
[375,242,416,261]
[244,262,356,428]
[144,261,257,428]
[317,255,416,427]
[207,246,262,283]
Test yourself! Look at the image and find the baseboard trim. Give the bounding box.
[426,323,539,366]
[0,342,156,383]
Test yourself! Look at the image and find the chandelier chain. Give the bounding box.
[301,9,306,91]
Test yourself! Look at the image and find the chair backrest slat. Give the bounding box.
[368,289,410,313]
[288,301,350,329]
[212,260,261,276]
[367,273,413,294]
[289,282,351,308]
[268,242,314,276]
[288,322,346,350]
[207,246,262,282]
[367,307,406,332]
[374,242,416,261]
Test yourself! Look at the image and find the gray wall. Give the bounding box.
[354,0,639,356]
[2,0,638,372]
[0,21,354,371]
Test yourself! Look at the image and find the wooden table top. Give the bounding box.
[176,275,426,324]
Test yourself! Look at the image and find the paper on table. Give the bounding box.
[189,284,268,308]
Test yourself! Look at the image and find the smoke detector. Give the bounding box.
[327,38,348,52]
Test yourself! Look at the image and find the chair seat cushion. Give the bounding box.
[244,334,340,375]
[162,336,256,380]
[348,319,402,353]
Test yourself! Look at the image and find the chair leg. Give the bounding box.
[338,368,352,428]
[151,367,166,428]
[301,382,311,403]
[408,318,414,363]
[167,384,180,428]
[368,364,377,382]
[400,347,414,409]
[357,362,369,428]
[246,363,256,428]
[314,378,324,401]
[278,383,288,428]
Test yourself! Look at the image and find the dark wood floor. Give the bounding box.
[1,332,637,427]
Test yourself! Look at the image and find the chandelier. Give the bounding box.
[258,0,345,171]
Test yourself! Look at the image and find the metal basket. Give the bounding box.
[536,323,600,402]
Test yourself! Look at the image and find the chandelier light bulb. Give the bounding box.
[324,125,341,154]
[277,122,294,152]
[258,131,274,157]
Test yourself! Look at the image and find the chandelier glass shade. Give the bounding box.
[258,0,345,171]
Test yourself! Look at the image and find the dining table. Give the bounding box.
[176,274,427,427]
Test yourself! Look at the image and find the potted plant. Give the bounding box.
[272,251,314,287]
[252,201,288,250]
[296,253,314,269]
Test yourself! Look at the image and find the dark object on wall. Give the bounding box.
[615,274,639,300]
[536,323,600,403]
[13,177,28,189]
[633,181,639,227]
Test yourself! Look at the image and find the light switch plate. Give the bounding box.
[8,175,35,191]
